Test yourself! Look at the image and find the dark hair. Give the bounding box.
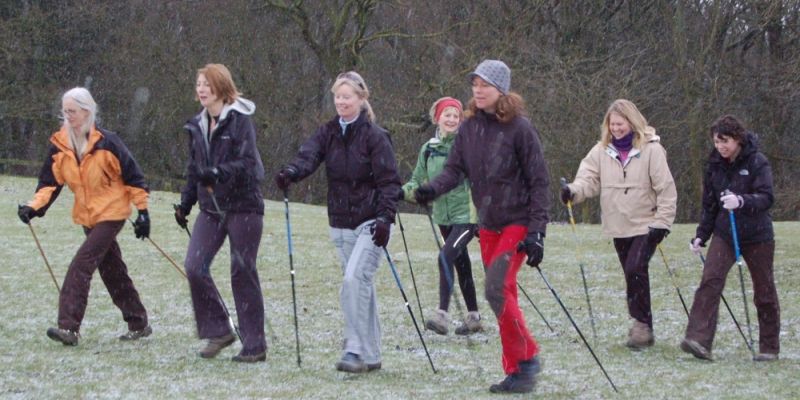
[710,115,746,142]
[465,92,526,123]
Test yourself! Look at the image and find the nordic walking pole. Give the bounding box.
[534,266,618,393]
[383,248,437,374]
[25,221,61,293]
[698,254,754,354]
[725,195,755,356]
[283,189,302,367]
[424,207,468,327]
[396,213,425,323]
[560,178,597,340]
[656,245,690,318]
[517,282,555,333]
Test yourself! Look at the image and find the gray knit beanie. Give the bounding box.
[468,59,510,94]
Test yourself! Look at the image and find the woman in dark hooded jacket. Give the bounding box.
[681,115,780,362]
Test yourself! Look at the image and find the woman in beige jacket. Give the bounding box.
[561,99,677,349]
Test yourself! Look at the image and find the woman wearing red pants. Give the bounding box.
[415,59,549,394]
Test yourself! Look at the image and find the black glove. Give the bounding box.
[371,217,391,248]
[198,166,220,186]
[648,227,669,244]
[517,231,545,267]
[133,209,150,239]
[560,185,573,204]
[275,166,297,191]
[17,205,38,224]
[397,189,406,201]
[173,204,190,229]
[414,185,436,206]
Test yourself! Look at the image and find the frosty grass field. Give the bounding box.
[0,175,798,399]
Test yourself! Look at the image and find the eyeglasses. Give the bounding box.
[337,71,365,90]
[62,109,80,117]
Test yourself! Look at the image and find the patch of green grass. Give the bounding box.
[1,175,798,399]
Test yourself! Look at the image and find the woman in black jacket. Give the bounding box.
[681,115,780,362]
[174,63,267,363]
[275,71,401,373]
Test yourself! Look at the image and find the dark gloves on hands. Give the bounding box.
[275,166,298,191]
[371,217,391,248]
[397,189,406,201]
[414,185,436,206]
[133,209,150,239]
[17,205,39,224]
[517,231,545,267]
[173,204,190,229]
[560,185,573,204]
[648,227,669,244]
[198,166,220,186]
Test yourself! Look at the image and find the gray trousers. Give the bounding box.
[329,219,388,364]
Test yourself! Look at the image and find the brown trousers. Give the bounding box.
[685,236,780,354]
[58,220,148,332]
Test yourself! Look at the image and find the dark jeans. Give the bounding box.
[613,234,659,328]
[685,237,780,354]
[185,211,266,355]
[58,220,148,332]
[437,224,478,312]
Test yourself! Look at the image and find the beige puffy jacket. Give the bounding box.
[567,127,677,238]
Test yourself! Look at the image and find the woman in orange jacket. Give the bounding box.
[18,87,152,346]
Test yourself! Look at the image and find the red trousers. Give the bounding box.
[480,225,538,374]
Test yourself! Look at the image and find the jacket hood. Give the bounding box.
[220,97,256,120]
[642,126,660,143]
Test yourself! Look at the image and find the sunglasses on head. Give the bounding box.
[337,71,365,90]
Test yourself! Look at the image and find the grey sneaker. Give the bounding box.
[198,333,236,358]
[753,353,778,362]
[680,338,713,361]
[455,311,484,335]
[119,325,152,341]
[47,327,79,346]
[425,309,449,335]
[335,352,367,373]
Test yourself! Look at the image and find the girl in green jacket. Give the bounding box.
[401,97,482,335]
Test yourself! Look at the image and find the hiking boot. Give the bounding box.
[335,352,367,373]
[488,356,540,394]
[753,353,778,362]
[232,350,267,363]
[119,325,152,341]
[455,311,484,335]
[625,320,654,350]
[198,333,236,358]
[46,327,79,346]
[680,338,713,361]
[425,309,449,335]
[366,362,382,372]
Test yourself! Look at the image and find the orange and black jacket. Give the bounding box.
[27,126,149,227]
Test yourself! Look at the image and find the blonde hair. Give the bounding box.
[331,71,374,121]
[61,87,97,157]
[197,63,241,104]
[600,99,649,148]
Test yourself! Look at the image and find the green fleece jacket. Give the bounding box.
[402,133,477,225]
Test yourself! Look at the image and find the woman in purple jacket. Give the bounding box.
[681,115,780,362]
[174,64,267,363]
[275,71,401,373]
[416,60,549,394]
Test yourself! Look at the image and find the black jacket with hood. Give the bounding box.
[285,110,401,229]
[696,132,774,245]
[180,97,265,215]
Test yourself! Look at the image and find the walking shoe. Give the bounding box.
[366,362,382,372]
[335,352,367,373]
[488,356,540,394]
[46,327,79,346]
[119,325,152,341]
[455,311,484,335]
[680,338,713,361]
[425,309,449,335]
[625,320,654,350]
[232,350,267,363]
[753,353,778,362]
[198,333,236,358]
